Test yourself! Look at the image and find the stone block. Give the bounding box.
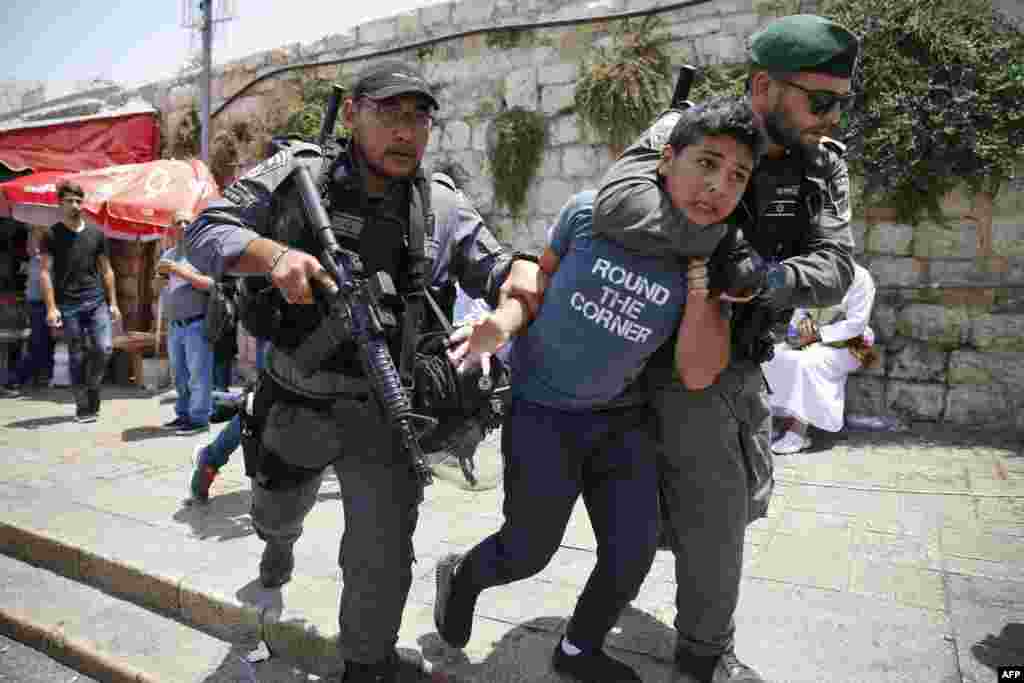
[539,148,561,178]
[870,301,900,342]
[550,114,580,146]
[453,0,495,26]
[471,120,490,152]
[992,217,1024,257]
[668,16,722,38]
[969,313,1024,351]
[886,340,947,383]
[845,375,885,415]
[538,62,577,86]
[948,350,1024,387]
[540,83,576,115]
[358,17,397,46]
[562,145,600,177]
[912,221,977,259]
[396,10,420,38]
[944,385,1018,428]
[895,304,970,348]
[864,255,923,288]
[504,68,538,110]
[695,34,747,64]
[885,380,946,421]
[867,222,914,256]
[537,178,576,215]
[440,120,472,151]
[420,1,453,28]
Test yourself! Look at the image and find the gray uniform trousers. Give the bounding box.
[655,361,773,658]
[250,391,421,665]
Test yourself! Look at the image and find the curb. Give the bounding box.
[0,605,161,683]
[0,520,340,677]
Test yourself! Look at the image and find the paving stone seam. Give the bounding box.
[0,604,161,683]
[775,477,1024,498]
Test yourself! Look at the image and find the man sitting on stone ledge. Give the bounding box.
[762,261,877,454]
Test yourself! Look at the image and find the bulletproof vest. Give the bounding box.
[235,138,454,380]
[741,138,844,263]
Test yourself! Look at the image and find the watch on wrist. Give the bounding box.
[509,250,540,264]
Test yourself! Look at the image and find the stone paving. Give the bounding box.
[0,384,1022,682]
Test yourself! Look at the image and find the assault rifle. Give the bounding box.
[290,86,435,495]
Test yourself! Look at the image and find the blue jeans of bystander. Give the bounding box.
[168,317,213,426]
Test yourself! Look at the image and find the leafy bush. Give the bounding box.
[574,16,674,152]
[824,0,1024,223]
[489,107,547,216]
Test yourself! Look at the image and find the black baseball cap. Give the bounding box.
[352,59,438,109]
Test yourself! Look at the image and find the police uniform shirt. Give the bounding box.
[510,190,687,411]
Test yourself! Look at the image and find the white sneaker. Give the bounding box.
[772,430,811,454]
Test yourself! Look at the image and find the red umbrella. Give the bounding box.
[0,159,219,240]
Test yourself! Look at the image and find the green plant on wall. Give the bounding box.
[169,105,201,159]
[823,0,1024,224]
[574,15,674,152]
[281,72,352,142]
[687,64,748,104]
[489,107,547,217]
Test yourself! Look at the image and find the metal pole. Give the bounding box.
[200,0,213,163]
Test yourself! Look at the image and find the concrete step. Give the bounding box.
[0,553,320,683]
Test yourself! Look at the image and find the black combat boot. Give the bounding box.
[341,649,446,682]
[258,539,294,588]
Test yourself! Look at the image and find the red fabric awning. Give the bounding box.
[0,112,160,174]
[0,160,219,240]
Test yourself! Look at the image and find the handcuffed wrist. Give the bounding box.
[268,247,290,276]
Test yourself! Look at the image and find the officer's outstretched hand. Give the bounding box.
[269,249,326,305]
[447,317,507,376]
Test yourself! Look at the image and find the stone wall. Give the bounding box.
[115,0,1022,431]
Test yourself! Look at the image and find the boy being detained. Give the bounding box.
[436,96,764,683]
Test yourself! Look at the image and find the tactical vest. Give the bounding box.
[234,137,458,385]
[741,137,846,264]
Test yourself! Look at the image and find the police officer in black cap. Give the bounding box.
[185,59,542,682]
[593,13,860,683]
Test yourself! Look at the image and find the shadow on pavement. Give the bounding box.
[4,415,76,429]
[971,622,1024,672]
[416,609,675,682]
[122,425,176,442]
[174,490,257,541]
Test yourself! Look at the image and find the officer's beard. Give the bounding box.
[763,109,816,162]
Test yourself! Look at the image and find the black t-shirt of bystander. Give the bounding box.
[42,222,109,307]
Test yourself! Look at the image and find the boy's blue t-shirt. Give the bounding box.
[510,190,687,410]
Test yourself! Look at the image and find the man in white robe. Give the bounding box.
[762,262,876,454]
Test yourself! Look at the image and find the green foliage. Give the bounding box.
[574,16,674,152]
[688,64,748,104]
[823,0,1024,224]
[486,29,529,50]
[281,74,351,142]
[170,106,201,159]
[209,130,239,187]
[489,107,547,216]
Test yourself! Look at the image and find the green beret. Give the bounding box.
[750,14,859,78]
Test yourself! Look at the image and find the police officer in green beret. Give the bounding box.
[593,13,860,683]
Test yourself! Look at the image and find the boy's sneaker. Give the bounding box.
[75,413,98,424]
[188,445,218,504]
[163,415,190,430]
[434,553,477,649]
[176,420,210,436]
[1,385,22,398]
[771,431,811,455]
[551,639,642,682]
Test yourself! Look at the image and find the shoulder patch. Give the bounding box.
[241,150,289,181]
[431,172,457,193]
[820,136,847,157]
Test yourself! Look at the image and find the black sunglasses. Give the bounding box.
[777,79,854,116]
